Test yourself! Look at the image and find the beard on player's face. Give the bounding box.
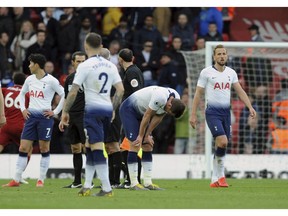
[216,59,227,66]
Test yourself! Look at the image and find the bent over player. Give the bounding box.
[119,86,185,190]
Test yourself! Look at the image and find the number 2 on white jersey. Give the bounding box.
[99,72,108,93]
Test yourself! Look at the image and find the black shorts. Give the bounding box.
[67,112,86,145]
[104,108,121,143]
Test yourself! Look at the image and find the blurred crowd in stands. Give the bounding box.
[1,7,287,154]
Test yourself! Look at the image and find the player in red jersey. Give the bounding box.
[0,72,32,184]
[0,72,28,153]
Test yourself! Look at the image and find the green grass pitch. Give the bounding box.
[0,179,288,209]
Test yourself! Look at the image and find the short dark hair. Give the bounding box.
[213,44,227,55]
[171,98,186,118]
[172,36,182,41]
[13,72,26,85]
[160,52,173,59]
[28,53,46,69]
[118,48,133,62]
[36,30,46,35]
[72,51,87,61]
[85,32,102,49]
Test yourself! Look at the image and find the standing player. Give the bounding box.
[189,44,257,187]
[0,83,6,128]
[60,32,124,197]
[105,48,144,188]
[119,86,185,190]
[0,72,31,184]
[60,51,87,189]
[3,53,65,187]
[0,72,27,153]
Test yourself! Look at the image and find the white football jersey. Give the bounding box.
[129,86,180,115]
[73,55,122,115]
[197,65,238,115]
[19,73,64,114]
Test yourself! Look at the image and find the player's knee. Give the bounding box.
[71,144,82,153]
[130,145,141,152]
[142,144,153,151]
[110,143,120,153]
[215,136,228,148]
[0,145,4,153]
[39,141,50,153]
[19,145,30,153]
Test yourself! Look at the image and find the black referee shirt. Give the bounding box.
[64,72,85,113]
[122,64,144,101]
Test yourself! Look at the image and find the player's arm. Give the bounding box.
[145,114,165,135]
[43,80,65,118]
[127,72,142,93]
[63,83,79,113]
[133,107,156,146]
[233,82,257,119]
[189,86,205,129]
[0,88,6,127]
[143,113,165,145]
[61,83,79,127]
[19,79,30,120]
[112,81,124,111]
[52,85,65,116]
[58,77,70,131]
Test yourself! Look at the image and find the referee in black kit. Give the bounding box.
[105,48,144,188]
[59,51,90,189]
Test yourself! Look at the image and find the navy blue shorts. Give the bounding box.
[119,98,142,142]
[205,113,231,138]
[84,113,111,144]
[21,114,54,141]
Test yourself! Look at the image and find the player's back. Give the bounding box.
[2,85,25,122]
[130,86,180,115]
[74,55,122,113]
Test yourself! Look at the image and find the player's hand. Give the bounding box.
[132,135,143,147]
[60,112,70,128]
[58,120,66,132]
[43,110,54,119]
[0,116,6,128]
[111,111,115,123]
[22,109,30,120]
[249,108,257,119]
[189,114,197,129]
[143,135,154,147]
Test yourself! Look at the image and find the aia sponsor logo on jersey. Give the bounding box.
[214,82,230,90]
[29,90,44,98]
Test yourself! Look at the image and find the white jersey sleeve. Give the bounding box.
[50,78,65,115]
[19,76,29,112]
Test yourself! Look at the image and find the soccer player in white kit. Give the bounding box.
[190,45,257,187]
[60,33,124,197]
[119,86,186,190]
[3,53,65,188]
